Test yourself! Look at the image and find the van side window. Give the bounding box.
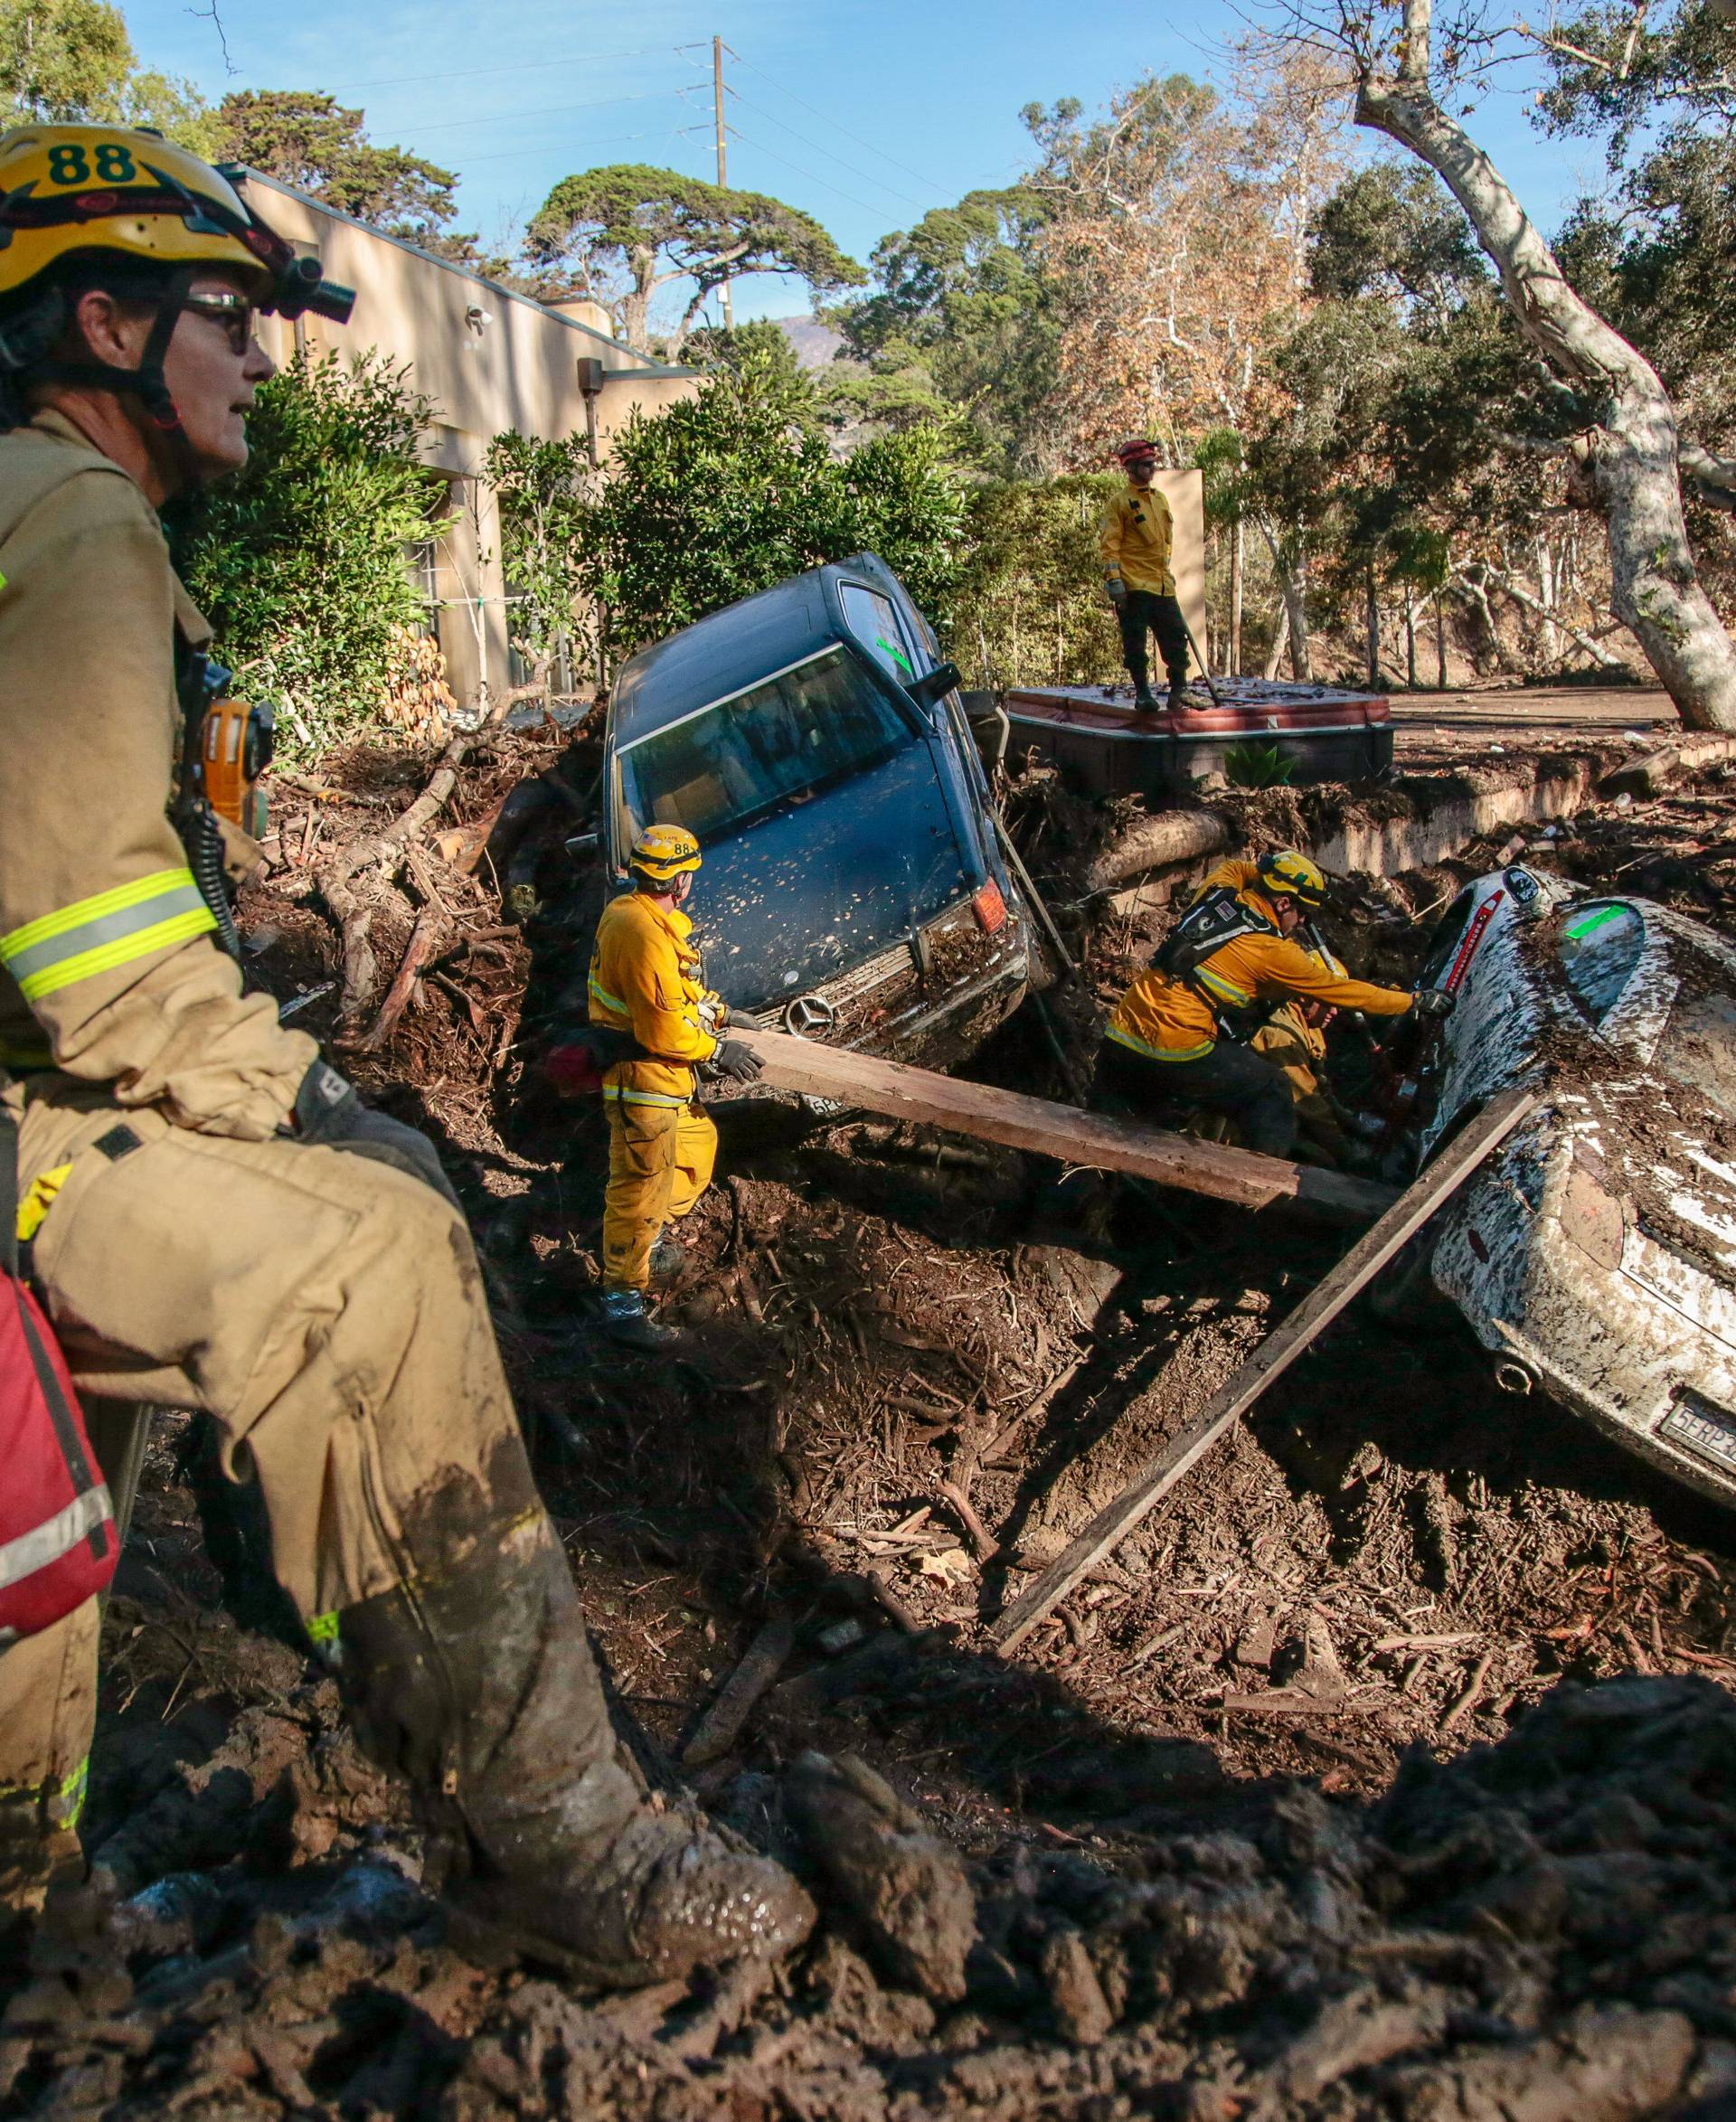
[841,585,922,686]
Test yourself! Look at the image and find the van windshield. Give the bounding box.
[618,646,918,846]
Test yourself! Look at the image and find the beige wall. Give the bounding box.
[1149,469,1208,677]
[239,172,698,706]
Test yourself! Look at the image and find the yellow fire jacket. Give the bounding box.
[0,413,315,1132]
[1250,1005,1345,1154]
[1099,482,1176,597]
[1106,862,1413,1061]
[588,890,721,1107]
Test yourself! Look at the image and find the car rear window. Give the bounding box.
[617,646,918,847]
[1559,901,1645,1022]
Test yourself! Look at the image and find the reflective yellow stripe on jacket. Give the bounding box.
[0,868,216,1002]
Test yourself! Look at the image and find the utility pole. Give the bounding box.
[712,34,733,332]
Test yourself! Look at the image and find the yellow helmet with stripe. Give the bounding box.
[0,123,352,433]
[1256,848,1329,910]
[629,823,702,883]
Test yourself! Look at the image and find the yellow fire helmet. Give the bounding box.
[628,822,703,883]
[1257,847,1330,910]
[0,123,353,430]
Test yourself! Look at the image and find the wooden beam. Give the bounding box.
[991,1087,1538,1654]
[737,1028,1396,1221]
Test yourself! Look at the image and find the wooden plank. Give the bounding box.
[991,1088,1538,1654]
[737,1029,1396,1221]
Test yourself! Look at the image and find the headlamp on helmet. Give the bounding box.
[0,125,354,438]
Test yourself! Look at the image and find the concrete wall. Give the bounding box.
[237,172,698,707]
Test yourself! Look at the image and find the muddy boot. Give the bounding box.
[337,1512,814,1986]
[647,1234,685,1288]
[0,1804,83,1977]
[1167,680,1196,713]
[1132,679,1160,714]
[600,1287,685,1352]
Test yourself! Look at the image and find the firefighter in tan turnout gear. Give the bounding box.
[0,123,813,1979]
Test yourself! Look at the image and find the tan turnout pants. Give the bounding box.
[0,1074,531,1834]
[602,1099,718,1293]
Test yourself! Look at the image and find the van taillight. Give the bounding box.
[972,881,1007,934]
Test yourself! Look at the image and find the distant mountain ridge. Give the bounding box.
[774,315,844,372]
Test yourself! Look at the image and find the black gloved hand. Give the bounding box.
[1410,987,1456,1021]
[289,1061,461,1211]
[1105,578,1127,608]
[709,1039,764,1084]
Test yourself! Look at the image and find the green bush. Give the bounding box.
[570,351,967,662]
[484,429,597,685]
[170,352,441,755]
[949,475,1125,689]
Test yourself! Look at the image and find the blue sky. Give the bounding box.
[125,0,1614,330]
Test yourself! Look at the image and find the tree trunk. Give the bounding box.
[1365,567,1381,690]
[1230,514,1244,674]
[1405,587,1419,689]
[1481,564,1625,670]
[1435,591,1448,689]
[1354,47,1736,730]
[1284,561,1313,683]
[1263,600,1291,682]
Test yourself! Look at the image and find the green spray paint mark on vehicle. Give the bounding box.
[1565,905,1628,941]
[876,636,912,675]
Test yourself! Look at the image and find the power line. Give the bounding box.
[455,127,693,170]
[724,127,891,219]
[401,87,700,142]
[730,52,949,196]
[725,86,929,211]
[323,43,682,95]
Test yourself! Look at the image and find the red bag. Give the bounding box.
[0,1113,116,1643]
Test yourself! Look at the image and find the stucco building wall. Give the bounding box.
[237,171,697,705]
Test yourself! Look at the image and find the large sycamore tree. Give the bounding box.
[1276,0,1736,726]
[526,164,863,355]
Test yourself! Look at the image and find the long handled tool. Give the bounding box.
[1176,609,1225,709]
[991,1086,1537,1654]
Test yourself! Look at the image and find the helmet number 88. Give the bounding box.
[48,143,137,185]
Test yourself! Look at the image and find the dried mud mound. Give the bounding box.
[5,1677,1734,2117]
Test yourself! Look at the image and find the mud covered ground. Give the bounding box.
[7,730,1736,2118]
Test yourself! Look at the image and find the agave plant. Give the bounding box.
[1223,741,1297,789]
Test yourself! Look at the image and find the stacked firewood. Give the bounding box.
[377,625,458,743]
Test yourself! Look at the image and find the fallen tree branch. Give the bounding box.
[1682,440,1736,514]
[357,901,452,1051]
[318,693,518,1025]
[1464,563,1625,670]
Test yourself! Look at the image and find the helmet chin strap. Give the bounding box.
[33,266,203,488]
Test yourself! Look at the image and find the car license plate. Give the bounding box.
[1661,1390,1736,1475]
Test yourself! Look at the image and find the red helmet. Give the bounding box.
[1112,437,1158,467]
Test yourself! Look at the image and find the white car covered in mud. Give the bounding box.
[1401,863,1736,1512]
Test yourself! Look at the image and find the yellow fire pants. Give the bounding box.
[0,1074,538,1838]
[602,1099,717,1293]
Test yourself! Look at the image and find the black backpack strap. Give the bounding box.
[0,1105,18,1281]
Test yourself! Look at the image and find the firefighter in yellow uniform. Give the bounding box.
[0,124,811,1979]
[1099,437,1194,714]
[1245,939,1370,1166]
[1094,849,1451,1157]
[588,825,762,1350]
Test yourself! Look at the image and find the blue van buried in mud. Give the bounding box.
[601,555,1032,1065]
